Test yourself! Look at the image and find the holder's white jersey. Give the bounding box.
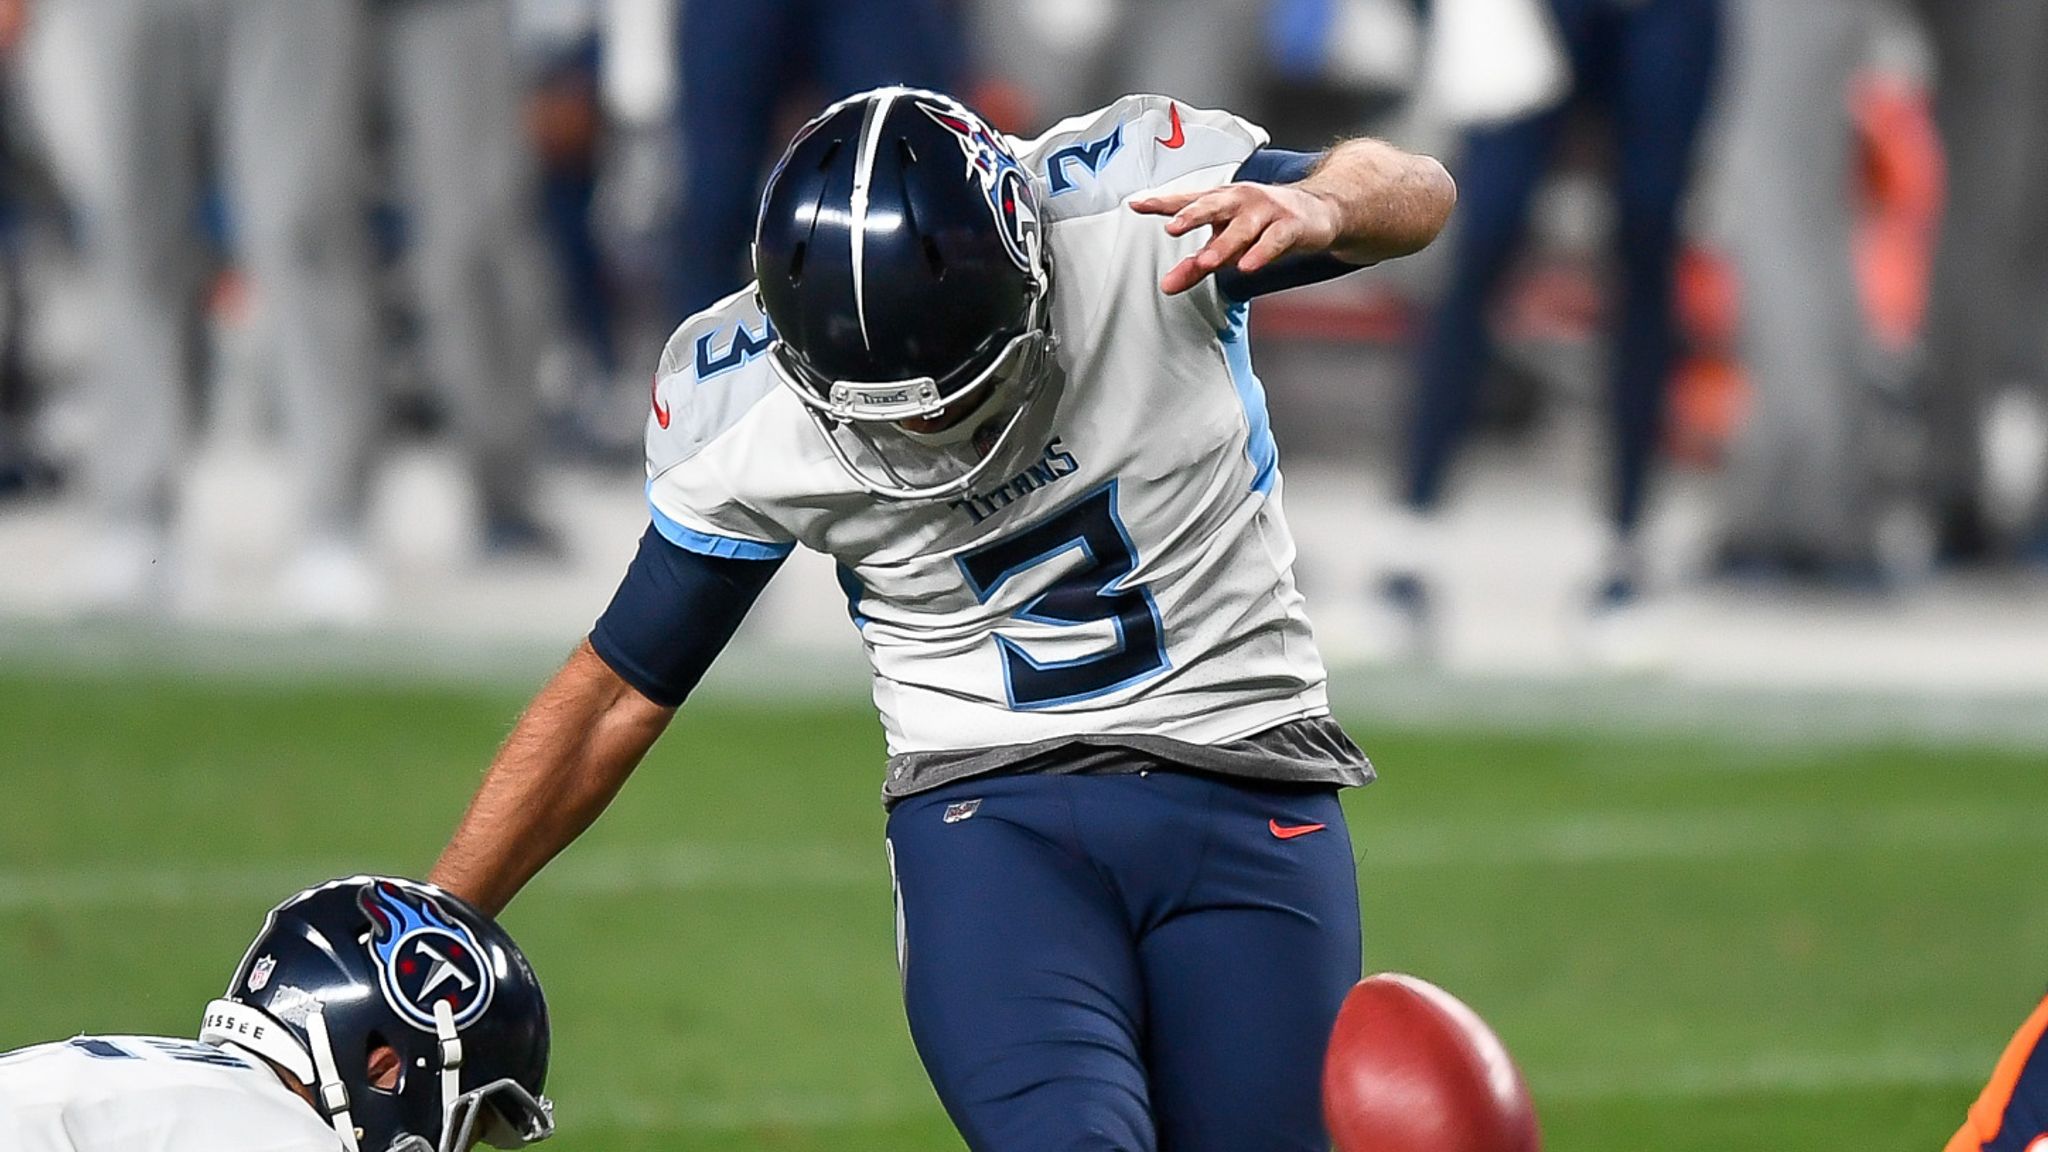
[646,95,1333,758]
[0,1035,336,1152]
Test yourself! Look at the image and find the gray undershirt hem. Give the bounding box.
[881,714,1374,805]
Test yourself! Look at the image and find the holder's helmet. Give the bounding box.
[755,86,1057,501]
[200,877,552,1152]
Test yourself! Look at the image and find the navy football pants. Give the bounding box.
[886,771,1362,1152]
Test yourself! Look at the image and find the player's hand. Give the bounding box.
[1130,183,1345,296]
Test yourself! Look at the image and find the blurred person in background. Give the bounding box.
[1378,0,1720,653]
[1714,0,1900,586]
[1718,0,2048,583]
[969,0,1424,144]
[0,0,53,502]
[519,0,689,457]
[974,0,1266,126]
[374,0,560,557]
[668,0,962,319]
[1909,1,2048,568]
[521,11,618,414]
[38,0,383,620]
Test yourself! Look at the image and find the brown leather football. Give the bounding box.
[1324,973,1542,1152]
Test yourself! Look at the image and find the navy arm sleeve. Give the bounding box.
[1215,148,1366,302]
[588,524,785,708]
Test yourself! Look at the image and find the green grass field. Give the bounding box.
[4,668,2044,1150]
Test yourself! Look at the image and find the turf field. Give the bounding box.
[3,667,2044,1150]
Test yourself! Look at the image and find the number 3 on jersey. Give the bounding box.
[958,481,1169,709]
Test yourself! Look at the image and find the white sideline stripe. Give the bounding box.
[1360,803,2048,869]
[3,803,2042,912]
[0,844,878,913]
[1538,1045,1994,1103]
[564,1047,1992,1133]
[576,1089,929,1133]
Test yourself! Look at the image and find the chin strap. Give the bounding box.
[306,1006,361,1152]
[434,999,464,1121]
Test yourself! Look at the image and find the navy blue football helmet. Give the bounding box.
[200,877,552,1152]
[755,86,1057,501]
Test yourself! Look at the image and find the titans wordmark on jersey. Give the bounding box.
[0,1035,338,1151]
[645,95,1332,758]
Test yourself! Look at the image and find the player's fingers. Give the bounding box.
[1163,187,1254,236]
[1129,190,1201,218]
[1191,211,1269,274]
[1160,255,1206,295]
[1162,213,1266,295]
[1157,192,1277,294]
[1236,219,1301,274]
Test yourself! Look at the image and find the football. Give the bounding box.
[1324,973,1541,1152]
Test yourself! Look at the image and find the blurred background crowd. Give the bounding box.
[1,0,2044,685]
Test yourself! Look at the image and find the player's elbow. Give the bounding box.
[1344,153,1456,265]
[1394,156,1456,259]
[570,637,683,724]
[1420,156,1457,243]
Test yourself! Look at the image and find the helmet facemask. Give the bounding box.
[387,1075,554,1152]
[769,267,1060,503]
[385,1000,556,1152]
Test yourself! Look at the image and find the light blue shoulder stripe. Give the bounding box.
[646,492,795,561]
[1219,301,1278,495]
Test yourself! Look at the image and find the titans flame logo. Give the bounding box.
[361,882,496,1032]
[918,100,1041,274]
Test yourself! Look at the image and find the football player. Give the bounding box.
[429,88,1454,1151]
[0,877,552,1152]
[1948,992,2048,1152]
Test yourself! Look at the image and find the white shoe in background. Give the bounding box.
[1317,569,1436,667]
[277,535,383,627]
[1320,505,1445,667]
[1578,538,1674,672]
[1580,592,1676,672]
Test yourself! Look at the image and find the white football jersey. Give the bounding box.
[0,1036,338,1152]
[646,95,1334,761]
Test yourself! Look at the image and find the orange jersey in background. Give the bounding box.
[1949,995,2048,1152]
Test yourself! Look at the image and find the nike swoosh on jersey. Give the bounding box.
[1156,102,1185,149]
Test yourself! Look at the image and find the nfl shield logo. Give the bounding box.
[943,799,983,824]
[248,955,276,993]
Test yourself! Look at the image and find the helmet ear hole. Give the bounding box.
[365,1033,403,1094]
[921,236,946,279]
[789,241,808,283]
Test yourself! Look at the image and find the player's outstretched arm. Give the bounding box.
[431,527,783,914]
[1132,137,1456,296]
[430,640,673,915]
